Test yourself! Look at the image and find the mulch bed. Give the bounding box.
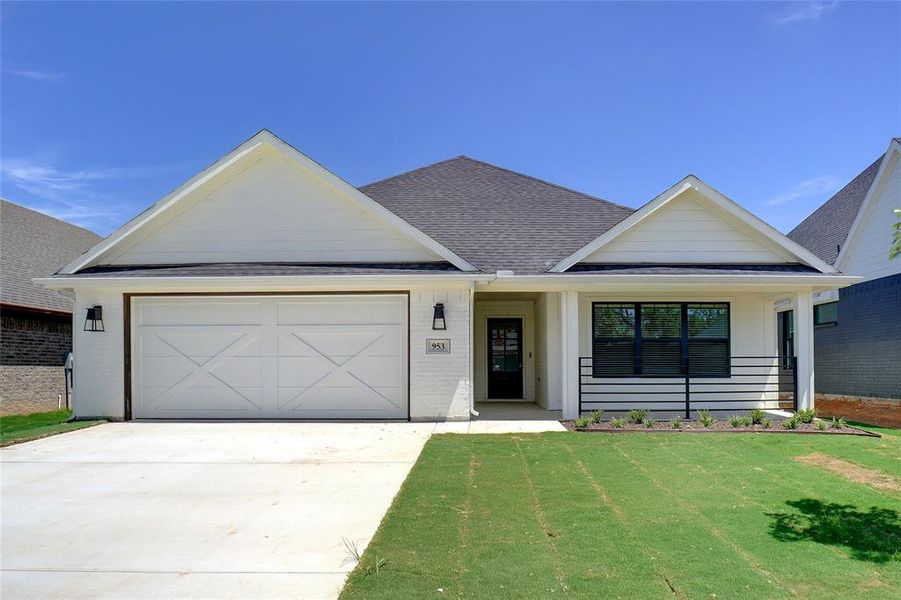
[562,418,879,437]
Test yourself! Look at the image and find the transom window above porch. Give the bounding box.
[591,302,730,377]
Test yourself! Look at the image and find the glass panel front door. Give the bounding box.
[487,318,524,399]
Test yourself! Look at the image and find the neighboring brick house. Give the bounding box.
[786,137,901,403]
[0,200,101,415]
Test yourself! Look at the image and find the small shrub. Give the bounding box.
[611,417,626,428]
[574,415,592,428]
[730,415,752,428]
[750,408,766,424]
[698,409,715,428]
[782,414,801,429]
[761,417,773,429]
[670,416,682,429]
[729,415,741,428]
[589,410,604,424]
[830,416,846,429]
[628,408,650,424]
[798,408,817,423]
[644,418,654,428]
[816,420,827,431]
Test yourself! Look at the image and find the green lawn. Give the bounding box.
[342,427,900,599]
[0,409,104,446]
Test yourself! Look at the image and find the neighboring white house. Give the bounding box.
[38,130,857,421]
[783,137,901,402]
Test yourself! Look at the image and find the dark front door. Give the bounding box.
[487,318,523,399]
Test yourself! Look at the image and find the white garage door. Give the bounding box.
[130,295,408,420]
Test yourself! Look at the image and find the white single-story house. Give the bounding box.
[39,130,858,422]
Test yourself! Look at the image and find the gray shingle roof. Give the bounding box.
[787,155,884,264]
[1,200,101,312]
[567,263,821,276]
[66,262,461,278]
[360,156,634,273]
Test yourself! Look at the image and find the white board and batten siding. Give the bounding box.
[842,154,901,282]
[581,190,795,264]
[105,151,443,265]
[577,293,780,413]
[130,295,408,420]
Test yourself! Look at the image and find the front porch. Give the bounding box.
[472,286,816,421]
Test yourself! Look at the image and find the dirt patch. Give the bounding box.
[816,396,901,429]
[564,418,877,436]
[794,452,901,493]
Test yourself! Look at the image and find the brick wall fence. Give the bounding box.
[0,308,72,416]
[813,273,901,401]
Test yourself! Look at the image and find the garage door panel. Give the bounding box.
[276,358,332,387]
[140,329,262,359]
[132,295,407,420]
[345,359,404,387]
[279,384,403,413]
[277,298,403,325]
[138,301,263,326]
[146,385,265,412]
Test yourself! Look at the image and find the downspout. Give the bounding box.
[469,281,479,417]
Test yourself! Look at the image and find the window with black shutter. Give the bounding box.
[592,302,730,377]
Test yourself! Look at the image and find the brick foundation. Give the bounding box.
[0,365,69,416]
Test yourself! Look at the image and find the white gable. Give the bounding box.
[105,148,443,265]
[64,131,476,272]
[580,188,795,264]
[839,144,901,282]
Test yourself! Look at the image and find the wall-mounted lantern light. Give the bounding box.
[84,305,104,332]
[432,303,446,330]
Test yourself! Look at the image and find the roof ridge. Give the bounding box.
[451,156,634,212]
[358,155,469,190]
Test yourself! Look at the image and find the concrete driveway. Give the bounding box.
[1,422,433,599]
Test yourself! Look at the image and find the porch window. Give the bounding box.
[592,302,730,377]
[813,301,838,326]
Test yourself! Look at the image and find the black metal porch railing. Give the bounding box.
[578,355,797,418]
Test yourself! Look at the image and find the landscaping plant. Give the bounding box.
[730,415,752,428]
[698,409,715,428]
[761,417,773,429]
[670,416,682,429]
[574,415,592,428]
[589,410,604,424]
[750,408,766,424]
[644,418,654,428]
[782,414,801,429]
[798,408,817,423]
[627,408,649,424]
[611,417,626,428]
[830,416,846,429]
[816,420,827,431]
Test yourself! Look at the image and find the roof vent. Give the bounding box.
[496,270,515,277]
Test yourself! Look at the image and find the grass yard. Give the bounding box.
[342,426,900,599]
[0,409,104,446]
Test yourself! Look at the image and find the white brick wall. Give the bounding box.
[71,286,473,421]
[409,287,472,421]
[72,289,125,419]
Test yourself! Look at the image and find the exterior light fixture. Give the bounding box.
[432,303,447,330]
[84,305,104,332]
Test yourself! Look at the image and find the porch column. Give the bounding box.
[794,290,815,411]
[561,291,580,420]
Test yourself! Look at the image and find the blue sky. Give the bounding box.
[2,1,899,236]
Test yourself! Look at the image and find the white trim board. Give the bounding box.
[551,175,839,274]
[61,130,478,274]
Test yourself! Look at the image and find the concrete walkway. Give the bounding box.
[1,422,434,600]
[435,402,567,434]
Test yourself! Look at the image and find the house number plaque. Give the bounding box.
[426,338,451,354]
